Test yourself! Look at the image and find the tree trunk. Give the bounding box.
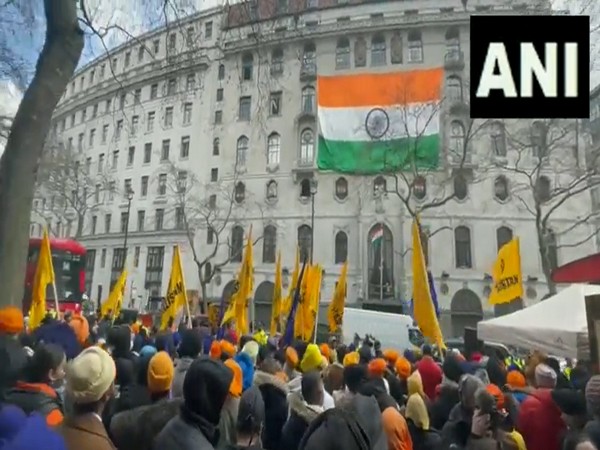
[76,214,84,238]
[200,281,208,315]
[537,227,558,297]
[0,0,83,307]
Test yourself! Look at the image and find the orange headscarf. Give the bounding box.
[383,349,399,365]
[209,340,222,359]
[368,358,387,377]
[486,383,505,410]
[0,306,23,335]
[395,357,412,379]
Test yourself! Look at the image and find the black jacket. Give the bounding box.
[3,381,63,419]
[430,381,460,431]
[280,393,321,450]
[408,419,442,450]
[253,370,289,450]
[0,335,28,399]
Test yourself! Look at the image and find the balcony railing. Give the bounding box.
[444,50,465,70]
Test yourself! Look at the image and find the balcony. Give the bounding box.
[292,157,316,182]
[300,62,317,81]
[444,50,465,71]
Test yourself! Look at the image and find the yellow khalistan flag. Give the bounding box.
[281,247,299,319]
[270,251,283,335]
[489,238,523,305]
[29,228,56,330]
[101,269,127,320]
[412,218,445,349]
[295,265,322,341]
[222,227,254,334]
[160,246,188,330]
[328,260,348,333]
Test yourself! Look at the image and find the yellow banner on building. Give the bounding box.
[489,238,523,305]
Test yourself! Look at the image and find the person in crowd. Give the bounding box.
[441,374,485,448]
[518,363,565,450]
[283,347,300,382]
[573,435,600,450]
[69,314,90,349]
[288,344,335,409]
[112,349,153,415]
[406,391,441,450]
[485,384,526,450]
[241,341,260,367]
[552,388,588,450]
[34,319,81,361]
[219,359,243,447]
[1,411,68,450]
[467,387,519,450]
[584,375,600,449]
[153,357,233,450]
[60,346,117,450]
[220,385,266,450]
[368,358,390,394]
[0,307,33,397]
[146,351,174,402]
[323,359,344,396]
[253,357,289,450]
[172,328,202,398]
[407,371,429,410]
[377,391,413,450]
[132,327,152,353]
[430,353,462,430]
[506,370,528,404]
[415,345,442,400]
[281,371,325,450]
[335,362,368,408]
[4,342,66,426]
[546,357,571,389]
[235,347,256,393]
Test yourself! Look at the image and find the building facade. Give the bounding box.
[31,0,597,337]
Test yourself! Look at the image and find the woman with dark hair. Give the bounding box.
[4,343,66,426]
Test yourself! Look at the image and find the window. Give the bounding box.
[299,129,314,164]
[535,176,551,202]
[301,43,317,75]
[445,27,461,54]
[67,137,73,151]
[134,247,140,267]
[453,174,468,200]
[269,92,282,116]
[85,157,92,173]
[496,226,513,251]
[98,154,104,174]
[101,125,109,144]
[77,133,84,152]
[147,111,155,132]
[301,86,315,114]
[137,210,146,231]
[161,139,170,160]
[92,104,98,118]
[131,115,139,136]
[371,34,386,66]
[183,102,192,125]
[236,136,249,166]
[298,225,312,262]
[216,88,223,102]
[490,121,507,157]
[234,182,246,203]
[408,30,423,62]
[100,64,106,79]
[205,21,213,39]
[545,229,558,270]
[134,88,141,104]
[241,53,253,80]
[70,114,75,127]
[150,84,158,99]
[446,76,462,101]
[108,181,116,200]
[158,173,167,195]
[374,176,386,196]
[167,78,177,96]
[214,110,222,124]
[531,121,547,158]
[177,171,188,193]
[91,216,97,235]
[391,32,403,64]
[230,226,244,262]
[450,121,465,155]
[116,120,123,140]
[335,177,348,200]
[207,227,214,244]
[119,93,126,109]
[168,33,176,51]
[164,106,174,127]
[120,212,129,233]
[271,48,284,75]
[89,128,96,147]
[335,231,348,263]
[186,73,196,91]
[186,27,194,46]
[140,176,149,196]
[105,99,111,113]
[211,168,218,181]
[127,146,135,166]
[81,108,87,123]
[239,96,251,121]
[494,176,509,201]
[155,209,165,230]
[335,38,350,69]
[213,138,220,155]
[90,69,95,85]
[175,207,185,229]
[124,51,131,67]
[112,150,119,170]
[218,64,225,80]
[454,226,472,268]
[300,179,311,198]
[101,249,107,268]
[262,225,277,263]
[266,180,278,200]
[105,214,112,233]
[267,133,281,165]
[153,39,160,54]
[145,246,164,295]
[138,46,144,62]
[143,143,152,163]
[178,136,190,159]
[208,194,217,209]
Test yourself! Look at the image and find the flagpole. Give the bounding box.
[379,223,384,303]
[185,292,192,327]
[52,282,59,316]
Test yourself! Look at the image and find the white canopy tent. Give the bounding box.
[477,284,600,359]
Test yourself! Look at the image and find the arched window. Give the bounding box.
[453,174,468,200]
[494,176,509,201]
[262,225,277,263]
[531,121,547,158]
[301,86,315,114]
[373,176,386,196]
[445,27,460,53]
[218,64,225,80]
[234,182,245,203]
[371,34,386,66]
[335,177,348,200]
[241,53,253,80]
[297,224,312,262]
[408,30,423,62]
[413,176,426,200]
[450,121,465,155]
[496,226,513,251]
[368,224,394,299]
[300,129,314,164]
[267,133,280,165]
[335,38,350,69]
[490,121,506,157]
[545,229,558,270]
[335,231,348,263]
[236,136,248,166]
[535,176,551,202]
[454,226,472,268]
[270,48,284,75]
[230,225,244,262]
[266,180,278,200]
[446,76,462,101]
[300,178,311,198]
[212,137,220,155]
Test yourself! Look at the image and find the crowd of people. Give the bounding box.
[0,305,598,450]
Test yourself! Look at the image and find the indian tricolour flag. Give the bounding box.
[371,226,384,247]
[317,68,443,174]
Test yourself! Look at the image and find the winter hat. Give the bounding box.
[300,344,323,373]
[209,340,222,359]
[234,351,255,391]
[220,340,237,359]
[320,344,331,362]
[140,345,157,358]
[442,354,464,383]
[368,358,387,377]
[552,388,587,416]
[506,370,526,388]
[395,357,412,379]
[586,375,600,416]
[0,405,27,445]
[237,385,265,433]
[343,351,360,367]
[178,329,202,358]
[534,363,557,388]
[285,347,299,368]
[224,358,243,397]
[241,341,259,366]
[403,349,417,363]
[67,346,116,404]
[3,413,66,450]
[485,384,505,410]
[34,322,81,360]
[147,351,174,394]
[382,349,399,365]
[0,306,24,335]
[69,315,89,346]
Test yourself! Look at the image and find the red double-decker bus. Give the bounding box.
[23,238,86,314]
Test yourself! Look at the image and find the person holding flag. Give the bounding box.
[29,228,57,330]
[160,245,191,330]
[100,269,127,322]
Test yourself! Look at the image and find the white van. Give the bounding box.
[342,307,424,352]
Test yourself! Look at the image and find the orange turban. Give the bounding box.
[368,358,387,377]
[131,323,140,334]
[0,306,23,334]
[69,315,90,345]
[224,359,243,397]
[507,370,526,388]
[320,344,331,362]
[486,383,505,410]
[383,349,399,365]
[395,357,412,379]
[220,340,236,358]
[209,340,222,359]
[285,347,299,368]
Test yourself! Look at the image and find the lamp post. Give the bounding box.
[122,189,134,269]
[310,179,318,263]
